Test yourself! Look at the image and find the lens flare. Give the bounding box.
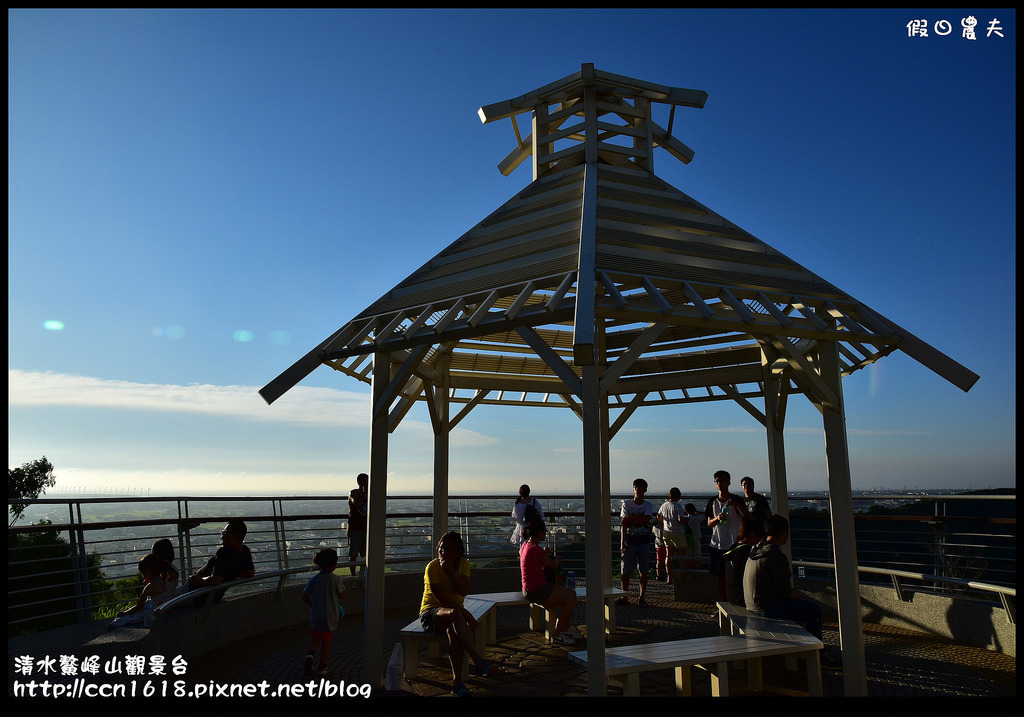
[233,330,255,343]
[268,330,291,346]
[43,320,65,331]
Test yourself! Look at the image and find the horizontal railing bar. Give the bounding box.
[795,560,1016,597]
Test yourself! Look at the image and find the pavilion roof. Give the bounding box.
[260,66,977,414]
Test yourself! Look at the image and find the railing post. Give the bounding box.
[890,574,905,602]
[272,498,287,571]
[67,501,92,624]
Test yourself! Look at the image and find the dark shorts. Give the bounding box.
[419,607,445,634]
[348,530,367,559]
[708,546,727,576]
[524,583,555,606]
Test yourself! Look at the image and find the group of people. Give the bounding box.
[113,471,835,690]
[107,520,257,631]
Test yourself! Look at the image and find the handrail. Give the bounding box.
[8,492,1014,634]
[793,560,1015,624]
[153,565,320,623]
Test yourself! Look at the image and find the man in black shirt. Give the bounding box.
[188,519,255,604]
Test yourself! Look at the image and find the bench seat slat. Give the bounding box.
[569,634,822,696]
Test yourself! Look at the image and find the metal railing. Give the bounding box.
[8,492,1015,634]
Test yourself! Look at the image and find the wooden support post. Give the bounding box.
[432,353,451,543]
[818,339,868,696]
[581,360,607,695]
[363,351,391,688]
[763,363,792,559]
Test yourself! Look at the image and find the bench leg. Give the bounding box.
[529,604,543,633]
[710,661,730,697]
[622,672,640,696]
[484,612,496,644]
[605,600,616,633]
[404,638,419,679]
[474,624,487,655]
[747,656,764,692]
[805,651,822,696]
[674,665,692,696]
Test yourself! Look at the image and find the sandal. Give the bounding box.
[614,596,630,606]
[452,683,472,697]
[637,598,648,607]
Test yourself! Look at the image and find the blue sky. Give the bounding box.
[8,9,1016,498]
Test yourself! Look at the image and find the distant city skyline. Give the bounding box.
[9,10,1016,497]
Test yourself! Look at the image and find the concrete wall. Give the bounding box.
[131,567,524,661]
[672,570,1015,657]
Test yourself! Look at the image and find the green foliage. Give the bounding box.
[8,521,109,638]
[92,574,143,619]
[9,455,56,525]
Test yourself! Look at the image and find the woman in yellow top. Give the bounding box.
[418,531,499,696]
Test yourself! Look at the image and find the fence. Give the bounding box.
[7,492,1015,634]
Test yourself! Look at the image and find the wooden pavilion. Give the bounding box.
[260,64,978,696]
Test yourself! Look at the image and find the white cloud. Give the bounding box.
[7,371,507,448]
[8,369,368,427]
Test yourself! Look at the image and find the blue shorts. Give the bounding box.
[621,541,651,576]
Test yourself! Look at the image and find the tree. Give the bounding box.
[9,456,56,526]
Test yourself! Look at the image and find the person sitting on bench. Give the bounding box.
[743,514,841,671]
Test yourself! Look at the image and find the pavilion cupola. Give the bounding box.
[478,63,708,180]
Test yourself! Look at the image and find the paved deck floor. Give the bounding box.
[9,578,1016,714]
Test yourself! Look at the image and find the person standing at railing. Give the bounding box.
[418,531,499,696]
[616,478,655,607]
[739,476,772,532]
[658,487,688,583]
[187,520,255,604]
[682,503,704,570]
[509,484,544,547]
[346,473,368,577]
[704,470,750,600]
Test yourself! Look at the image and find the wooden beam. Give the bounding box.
[609,391,648,440]
[516,326,583,397]
[599,322,668,395]
[720,384,766,426]
[681,282,715,320]
[449,389,490,430]
[573,162,599,365]
[769,337,840,410]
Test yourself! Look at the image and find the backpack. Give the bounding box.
[523,499,541,526]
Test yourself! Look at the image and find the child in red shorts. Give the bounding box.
[302,548,347,677]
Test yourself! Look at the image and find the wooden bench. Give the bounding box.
[568,633,824,696]
[716,600,819,673]
[473,586,627,642]
[398,596,494,679]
